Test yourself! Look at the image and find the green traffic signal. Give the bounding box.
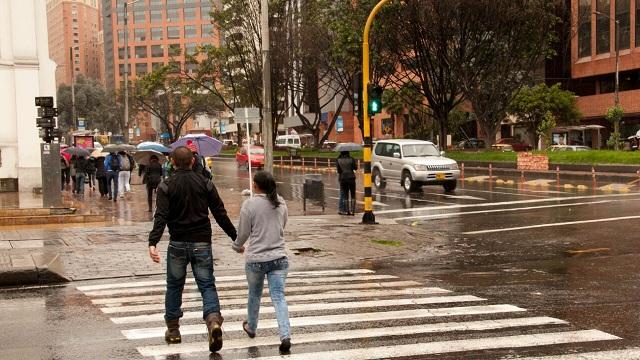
[368,85,383,115]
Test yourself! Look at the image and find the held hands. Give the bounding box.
[148,245,161,263]
[234,245,245,254]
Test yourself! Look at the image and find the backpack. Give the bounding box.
[109,155,120,171]
[119,154,131,171]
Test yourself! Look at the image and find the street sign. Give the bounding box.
[136,127,141,137]
[38,107,58,117]
[35,96,54,107]
[234,107,261,124]
[336,116,344,133]
[128,128,134,136]
[220,121,226,134]
[78,118,85,131]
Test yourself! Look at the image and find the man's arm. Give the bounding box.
[207,181,237,240]
[148,183,170,247]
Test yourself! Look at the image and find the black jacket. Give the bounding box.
[148,169,236,246]
[144,162,163,187]
[75,157,88,174]
[336,154,357,182]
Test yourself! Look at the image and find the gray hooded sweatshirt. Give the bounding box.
[232,194,288,263]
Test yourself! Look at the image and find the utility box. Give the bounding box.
[303,174,324,214]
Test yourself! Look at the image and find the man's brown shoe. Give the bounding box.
[164,319,181,344]
[206,312,224,352]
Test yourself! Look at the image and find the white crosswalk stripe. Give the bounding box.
[74,268,623,359]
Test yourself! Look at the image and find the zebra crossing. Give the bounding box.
[75,268,631,359]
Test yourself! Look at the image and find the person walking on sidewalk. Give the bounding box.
[60,156,70,191]
[143,155,163,212]
[148,146,237,353]
[70,155,77,194]
[117,151,134,198]
[86,157,97,192]
[104,152,120,201]
[232,171,291,353]
[336,151,357,215]
[75,155,88,195]
[95,156,108,197]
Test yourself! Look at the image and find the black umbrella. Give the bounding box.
[63,147,91,157]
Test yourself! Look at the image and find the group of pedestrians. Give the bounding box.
[61,151,136,201]
[60,155,96,194]
[148,146,292,354]
[103,151,135,201]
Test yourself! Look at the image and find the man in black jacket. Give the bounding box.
[148,146,237,353]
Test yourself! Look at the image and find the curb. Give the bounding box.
[0,252,70,286]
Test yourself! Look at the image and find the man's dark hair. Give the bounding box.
[172,146,194,170]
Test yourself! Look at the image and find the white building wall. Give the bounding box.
[0,0,57,191]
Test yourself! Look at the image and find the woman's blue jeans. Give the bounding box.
[165,241,220,321]
[245,257,290,340]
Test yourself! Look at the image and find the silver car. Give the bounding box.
[372,139,460,193]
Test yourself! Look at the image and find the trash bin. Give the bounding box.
[303,173,324,214]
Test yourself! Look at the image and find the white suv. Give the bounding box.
[372,139,460,193]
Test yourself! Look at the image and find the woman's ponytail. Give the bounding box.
[253,171,281,208]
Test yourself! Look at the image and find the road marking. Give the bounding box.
[90,281,423,305]
[493,186,569,194]
[325,187,451,205]
[121,304,526,340]
[137,316,566,358]
[111,295,486,324]
[100,287,452,314]
[375,192,640,215]
[463,215,640,235]
[77,269,375,292]
[82,274,397,297]
[459,187,550,198]
[394,200,611,221]
[328,197,389,207]
[512,348,640,359]
[237,330,620,360]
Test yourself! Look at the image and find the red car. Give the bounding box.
[496,138,532,152]
[236,145,265,169]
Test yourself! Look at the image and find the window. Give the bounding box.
[150,0,164,6]
[578,0,591,58]
[117,11,125,24]
[167,0,180,5]
[119,64,131,76]
[152,62,164,70]
[201,24,213,37]
[136,63,148,75]
[150,9,162,23]
[596,0,610,54]
[134,29,146,41]
[167,26,180,39]
[169,43,182,56]
[184,0,198,3]
[134,10,145,23]
[185,25,197,38]
[151,27,163,40]
[185,42,197,55]
[186,61,198,73]
[201,5,211,19]
[118,30,125,42]
[151,45,164,57]
[135,46,147,59]
[167,8,181,22]
[616,0,630,50]
[184,7,196,20]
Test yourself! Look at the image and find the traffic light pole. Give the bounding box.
[361,0,389,224]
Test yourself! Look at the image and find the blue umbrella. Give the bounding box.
[137,141,171,153]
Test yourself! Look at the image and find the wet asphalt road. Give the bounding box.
[1,160,640,359]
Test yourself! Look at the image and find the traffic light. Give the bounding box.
[35,96,59,143]
[368,85,383,115]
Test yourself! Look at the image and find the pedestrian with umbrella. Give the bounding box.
[95,154,108,197]
[134,150,166,212]
[86,157,97,192]
[60,156,70,191]
[104,152,120,201]
[334,143,362,215]
[75,155,89,195]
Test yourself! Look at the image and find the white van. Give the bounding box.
[276,135,301,149]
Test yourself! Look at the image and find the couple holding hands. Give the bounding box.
[147,146,291,354]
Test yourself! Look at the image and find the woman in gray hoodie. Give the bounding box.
[232,171,291,353]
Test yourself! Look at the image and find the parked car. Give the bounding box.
[496,138,532,151]
[456,138,485,150]
[235,145,265,169]
[372,139,460,193]
[549,145,591,152]
[491,143,514,152]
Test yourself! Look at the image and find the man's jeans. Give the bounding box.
[245,257,290,340]
[165,241,220,321]
[75,173,86,194]
[106,171,119,198]
[338,188,346,213]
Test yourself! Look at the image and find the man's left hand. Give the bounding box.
[149,245,161,263]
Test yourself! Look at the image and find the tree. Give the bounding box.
[605,105,624,150]
[56,75,121,134]
[133,65,223,142]
[457,0,558,148]
[537,111,557,149]
[383,82,432,140]
[509,83,581,149]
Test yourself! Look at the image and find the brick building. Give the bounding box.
[46,0,104,87]
[565,0,640,145]
[101,0,220,141]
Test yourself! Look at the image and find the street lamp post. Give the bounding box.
[260,0,273,173]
